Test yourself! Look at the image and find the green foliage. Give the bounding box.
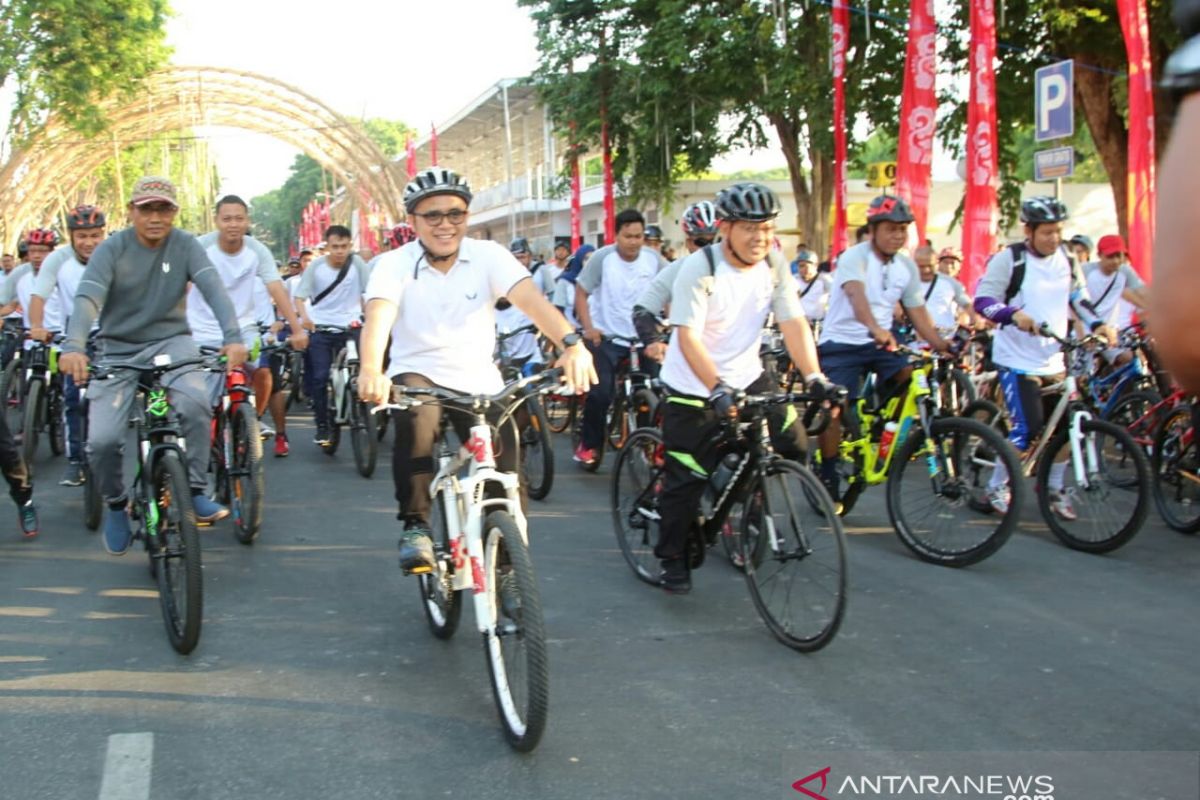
[362,118,417,158]
[0,0,173,136]
[848,130,899,179]
[1013,123,1109,183]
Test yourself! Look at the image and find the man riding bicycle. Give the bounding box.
[356,167,596,575]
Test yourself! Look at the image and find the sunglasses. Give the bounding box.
[412,209,467,226]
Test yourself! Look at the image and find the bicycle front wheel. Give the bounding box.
[151,449,203,654]
[610,427,666,584]
[544,392,575,434]
[888,416,1024,566]
[418,488,463,638]
[740,460,847,652]
[349,396,378,478]
[0,358,22,438]
[1035,417,1150,553]
[20,377,43,473]
[323,378,341,455]
[481,511,548,752]
[231,403,264,544]
[48,387,65,456]
[1151,405,1200,533]
[521,397,555,501]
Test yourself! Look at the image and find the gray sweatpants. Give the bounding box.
[86,335,212,503]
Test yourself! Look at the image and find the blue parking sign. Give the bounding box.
[1035,60,1074,142]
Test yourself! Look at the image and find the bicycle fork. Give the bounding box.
[1069,410,1098,489]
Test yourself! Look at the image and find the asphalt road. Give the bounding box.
[1,410,1197,800]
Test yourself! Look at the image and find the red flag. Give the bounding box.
[570,138,582,252]
[301,206,311,248]
[406,135,417,179]
[601,118,616,245]
[830,0,849,260]
[289,241,298,259]
[320,196,331,229]
[895,0,937,246]
[961,0,999,293]
[1118,0,1156,280]
[430,123,438,166]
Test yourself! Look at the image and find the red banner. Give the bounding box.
[895,0,937,247]
[430,123,439,166]
[405,136,417,180]
[1118,0,1156,280]
[601,118,616,245]
[570,137,582,252]
[830,0,849,260]
[961,0,999,293]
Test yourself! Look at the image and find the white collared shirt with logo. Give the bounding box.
[1082,261,1144,326]
[819,242,925,346]
[366,238,531,395]
[575,246,661,340]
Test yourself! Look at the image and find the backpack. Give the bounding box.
[700,244,784,292]
[1003,242,1075,302]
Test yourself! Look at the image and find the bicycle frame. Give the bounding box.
[1014,366,1099,486]
[840,363,936,487]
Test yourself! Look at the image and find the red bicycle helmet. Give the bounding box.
[390,223,417,247]
[66,205,106,230]
[866,195,915,224]
[25,228,58,246]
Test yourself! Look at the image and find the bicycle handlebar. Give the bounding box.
[497,324,539,342]
[372,368,568,415]
[1037,322,1107,350]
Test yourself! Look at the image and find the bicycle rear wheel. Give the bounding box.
[48,386,65,456]
[20,377,43,473]
[888,416,1024,566]
[231,403,264,544]
[481,510,548,752]
[521,397,555,500]
[0,359,22,437]
[544,392,575,434]
[151,449,203,654]
[350,395,378,478]
[1151,405,1200,533]
[418,488,463,638]
[610,427,665,584]
[83,459,102,531]
[322,378,341,455]
[1035,418,1150,553]
[740,460,847,652]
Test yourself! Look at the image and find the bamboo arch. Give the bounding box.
[0,66,406,248]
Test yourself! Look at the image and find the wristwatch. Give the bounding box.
[562,331,583,348]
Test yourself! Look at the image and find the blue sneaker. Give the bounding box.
[103,507,133,555]
[191,493,230,524]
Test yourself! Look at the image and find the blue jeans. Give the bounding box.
[309,329,357,430]
[580,339,660,450]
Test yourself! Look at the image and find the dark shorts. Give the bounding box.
[817,341,909,399]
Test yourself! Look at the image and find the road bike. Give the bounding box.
[372,369,564,751]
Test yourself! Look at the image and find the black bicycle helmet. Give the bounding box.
[403,167,473,213]
[1020,196,1069,225]
[509,236,530,254]
[866,195,915,225]
[644,224,664,241]
[66,204,106,231]
[714,183,781,223]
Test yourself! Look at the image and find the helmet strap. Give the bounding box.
[420,242,459,267]
[724,239,757,268]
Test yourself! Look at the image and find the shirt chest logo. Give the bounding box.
[162,261,171,273]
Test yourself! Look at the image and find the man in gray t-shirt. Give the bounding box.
[59,176,248,556]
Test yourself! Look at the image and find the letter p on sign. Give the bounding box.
[1035,60,1074,142]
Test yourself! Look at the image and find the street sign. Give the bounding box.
[1035,60,1074,142]
[1034,146,1075,181]
[867,161,897,188]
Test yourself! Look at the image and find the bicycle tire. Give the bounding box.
[481,510,549,752]
[418,489,463,638]
[375,406,390,442]
[522,396,554,500]
[1151,405,1200,534]
[740,459,847,651]
[83,460,102,531]
[610,427,665,584]
[544,392,575,434]
[937,367,976,415]
[231,403,264,544]
[631,387,659,431]
[1104,390,1162,455]
[0,358,21,437]
[48,385,65,456]
[888,415,1024,566]
[323,378,341,455]
[20,378,43,474]
[349,395,378,478]
[607,392,629,451]
[1035,417,1150,553]
[211,414,230,506]
[151,449,203,654]
[287,350,306,411]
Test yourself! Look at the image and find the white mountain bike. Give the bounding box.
[372,369,564,752]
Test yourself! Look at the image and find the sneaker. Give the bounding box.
[313,426,331,446]
[103,507,132,555]
[192,494,231,524]
[573,443,598,466]
[986,484,1011,514]
[1049,488,1078,521]
[657,558,691,594]
[58,461,85,487]
[259,422,275,440]
[398,524,435,575]
[274,433,290,458]
[18,500,37,538]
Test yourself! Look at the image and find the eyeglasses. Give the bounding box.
[412,209,467,226]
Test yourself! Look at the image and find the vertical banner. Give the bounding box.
[962,0,999,292]
[570,145,582,252]
[830,0,849,260]
[1118,0,1156,280]
[405,136,417,180]
[895,0,937,247]
[601,118,616,245]
[430,123,439,166]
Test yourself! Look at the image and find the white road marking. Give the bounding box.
[98,732,153,800]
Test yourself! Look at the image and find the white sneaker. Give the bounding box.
[986,485,1011,514]
[1049,488,1078,521]
[259,422,275,440]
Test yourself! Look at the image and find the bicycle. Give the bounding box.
[611,388,847,651]
[572,334,659,472]
[820,344,1025,567]
[371,369,564,751]
[20,336,67,473]
[0,342,25,444]
[961,324,1151,553]
[79,382,102,531]
[90,355,208,654]
[1151,403,1200,533]
[201,348,264,544]
[318,324,377,478]
[497,324,555,501]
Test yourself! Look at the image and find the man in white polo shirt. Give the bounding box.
[1082,234,1149,367]
[573,208,668,467]
[914,244,976,338]
[358,168,596,575]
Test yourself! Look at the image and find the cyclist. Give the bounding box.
[573,209,669,467]
[793,248,832,325]
[1082,234,1150,367]
[356,167,596,575]
[0,231,66,336]
[1,254,12,273]
[633,200,720,363]
[552,244,593,331]
[814,196,952,502]
[293,224,370,446]
[654,183,833,593]
[936,247,963,279]
[644,224,665,255]
[914,244,976,338]
[973,196,1115,517]
[57,175,248,555]
[1068,234,1093,265]
[28,207,106,486]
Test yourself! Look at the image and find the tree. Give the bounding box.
[0,0,172,137]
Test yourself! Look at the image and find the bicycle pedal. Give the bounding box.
[402,564,433,576]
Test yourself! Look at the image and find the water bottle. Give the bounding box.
[711,452,741,495]
[878,421,899,461]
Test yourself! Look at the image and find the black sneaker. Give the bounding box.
[18,500,38,538]
[313,426,331,445]
[398,524,435,575]
[657,558,691,594]
[59,461,85,487]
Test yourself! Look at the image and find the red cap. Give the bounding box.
[1097,234,1127,258]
